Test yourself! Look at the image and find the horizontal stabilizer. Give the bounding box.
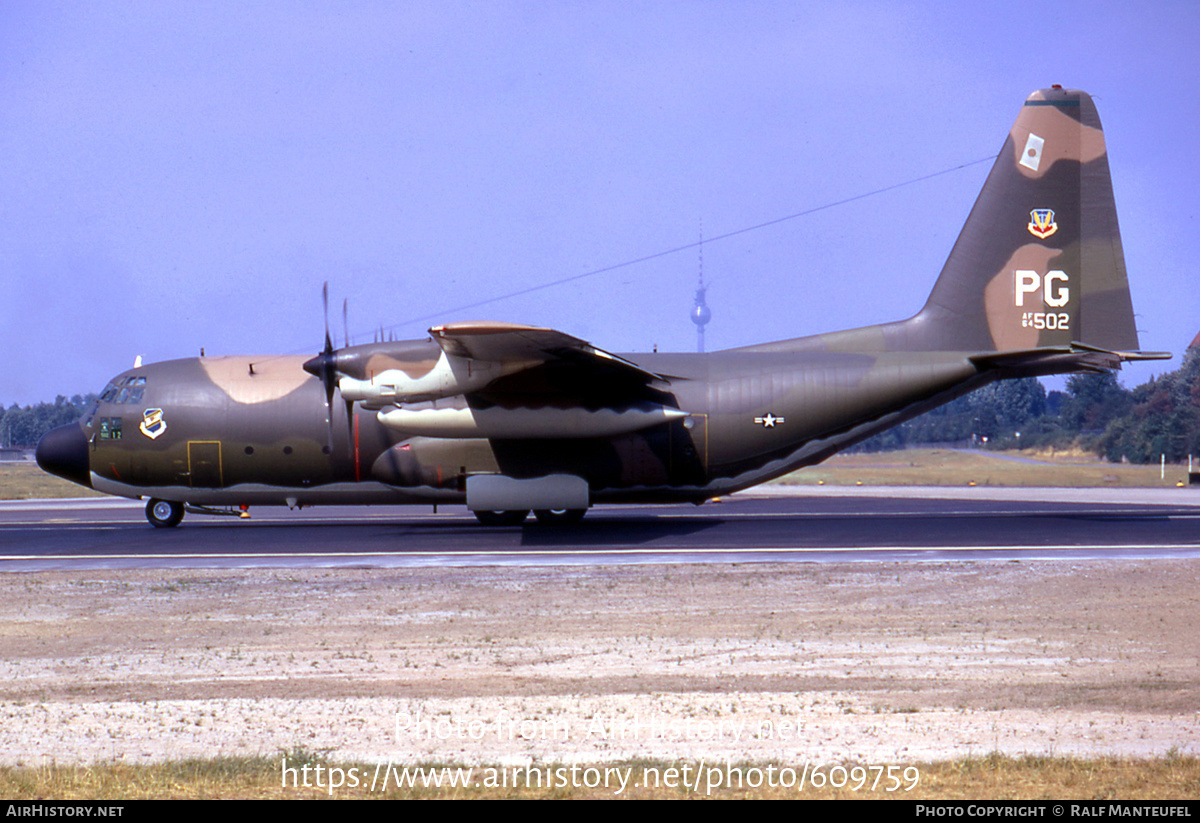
[970,344,1170,377]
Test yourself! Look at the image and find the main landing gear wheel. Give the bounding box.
[473,510,530,526]
[146,498,184,528]
[533,508,587,525]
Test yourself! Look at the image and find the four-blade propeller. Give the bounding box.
[302,282,355,451]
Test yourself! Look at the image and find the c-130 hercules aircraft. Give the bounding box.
[37,87,1167,527]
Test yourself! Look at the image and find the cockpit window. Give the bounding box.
[99,375,146,404]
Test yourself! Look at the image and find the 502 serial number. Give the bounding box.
[1021,312,1070,330]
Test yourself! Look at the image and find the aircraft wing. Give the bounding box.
[366,323,681,437]
[334,322,672,413]
[429,322,669,386]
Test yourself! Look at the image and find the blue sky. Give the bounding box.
[3,1,1197,404]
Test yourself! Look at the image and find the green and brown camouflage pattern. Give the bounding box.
[36,88,1168,521]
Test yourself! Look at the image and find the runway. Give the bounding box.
[2,486,1198,570]
[3,488,1200,769]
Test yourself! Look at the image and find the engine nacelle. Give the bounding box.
[338,351,533,408]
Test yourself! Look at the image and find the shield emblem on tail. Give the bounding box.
[1028,208,1058,239]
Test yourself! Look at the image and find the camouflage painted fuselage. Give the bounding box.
[75,344,985,507]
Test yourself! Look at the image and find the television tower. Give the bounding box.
[691,227,711,352]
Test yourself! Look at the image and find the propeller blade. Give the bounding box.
[303,282,341,450]
[306,283,360,456]
[322,282,333,356]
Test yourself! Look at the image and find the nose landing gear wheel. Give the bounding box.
[533,508,587,525]
[473,510,530,526]
[146,498,185,528]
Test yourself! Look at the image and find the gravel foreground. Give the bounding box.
[0,562,1197,766]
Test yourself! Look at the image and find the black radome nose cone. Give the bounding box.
[35,423,92,489]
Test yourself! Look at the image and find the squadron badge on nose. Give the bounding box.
[139,408,167,440]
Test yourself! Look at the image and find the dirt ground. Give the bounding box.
[1,561,1198,767]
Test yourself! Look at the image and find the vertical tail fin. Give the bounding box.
[913,86,1140,353]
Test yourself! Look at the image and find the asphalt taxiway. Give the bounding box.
[2,486,1198,570]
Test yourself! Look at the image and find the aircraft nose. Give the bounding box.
[35,423,92,489]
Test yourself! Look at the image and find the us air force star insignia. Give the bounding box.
[139,408,167,440]
[754,413,784,428]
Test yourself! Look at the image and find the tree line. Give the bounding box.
[3,344,1198,463]
[858,342,1200,462]
[0,395,98,450]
